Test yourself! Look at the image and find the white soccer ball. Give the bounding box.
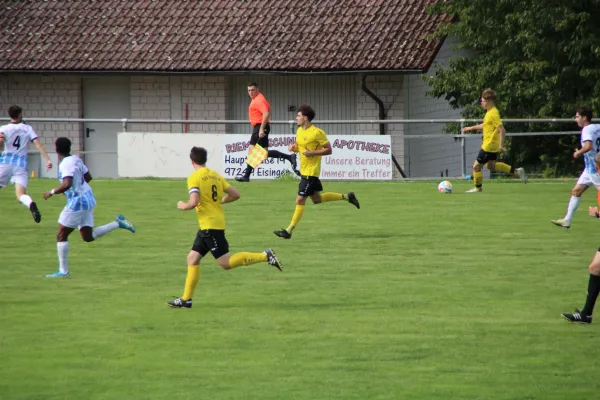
[438,180,452,193]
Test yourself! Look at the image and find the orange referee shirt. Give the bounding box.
[248,93,270,126]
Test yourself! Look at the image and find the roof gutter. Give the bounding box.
[360,75,407,178]
[0,68,426,76]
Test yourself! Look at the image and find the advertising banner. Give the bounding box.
[119,133,392,180]
[221,134,392,180]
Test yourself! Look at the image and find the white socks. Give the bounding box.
[19,194,33,208]
[92,221,119,240]
[57,242,69,274]
[564,195,581,223]
[56,221,118,275]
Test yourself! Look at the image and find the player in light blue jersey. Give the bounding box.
[0,105,53,223]
[551,106,600,229]
[42,137,136,278]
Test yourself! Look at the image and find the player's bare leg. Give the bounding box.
[217,250,282,271]
[552,184,588,229]
[562,250,600,324]
[45,215,135,278]
[168,248,282,309]
[168,250,202,309]
[46,225,74,278]
[274,195,307,239]
[466,161,483,193]
[15,183,40,223]
[89,215,136,240]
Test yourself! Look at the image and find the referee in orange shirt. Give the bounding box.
[236,82,298,182]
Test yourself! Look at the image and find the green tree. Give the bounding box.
[426,0,600,176]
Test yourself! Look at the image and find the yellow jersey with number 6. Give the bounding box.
[187,167,230,230]
[296,125,329,177]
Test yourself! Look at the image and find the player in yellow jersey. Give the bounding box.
[273,104,360,239]
[463,89,527,192]
[167,146,282,309]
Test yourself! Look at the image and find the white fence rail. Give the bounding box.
[2,118,578,179]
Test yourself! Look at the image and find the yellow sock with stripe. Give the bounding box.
[229,252,268,269]
[474,170,483,188]
[182,265,200,300]
[494,162,512,174]
[286,205,305,233]
[320,192,344,203]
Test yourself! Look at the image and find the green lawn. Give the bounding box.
[1,178,600,400]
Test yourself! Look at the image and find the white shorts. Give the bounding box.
[58,208,95,229]
[0,164,28,188]
[576,170,600,189]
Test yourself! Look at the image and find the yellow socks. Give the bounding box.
[474,170,483,188]
[286,205,305,233]
[182,265,200,300]
[284,195,343,233]
[229,252,268,269]
[495,162,512,174]
[320,192,343,202]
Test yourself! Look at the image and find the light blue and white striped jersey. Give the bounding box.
[581,124,600,173]
[58,155,97,211]
[0,122,38,169]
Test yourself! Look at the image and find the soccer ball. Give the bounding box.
[438,180,452,194]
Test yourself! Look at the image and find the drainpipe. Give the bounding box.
[360,76,407,178]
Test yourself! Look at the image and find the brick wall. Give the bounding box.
[181,76,228,133]
[123,76,230,134]
[356,75,404,178]
[129,76,172,132]
[0,74,82,152]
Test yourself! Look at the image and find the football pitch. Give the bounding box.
[1,178,600,400]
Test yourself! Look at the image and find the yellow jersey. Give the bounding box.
[296,125,329,177]
[186,167,230,230]
[481,107,503,152]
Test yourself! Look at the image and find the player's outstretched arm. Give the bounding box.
[84,172,92,183]
[33,138,53,171]
[177,192,199,210]
[464,124,484,132]
[222,186,240,204]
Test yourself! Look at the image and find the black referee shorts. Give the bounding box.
[191,229,230,259]
[250,123,270,148]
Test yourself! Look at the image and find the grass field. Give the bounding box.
[1,178,600,400]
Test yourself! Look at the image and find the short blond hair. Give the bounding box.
[482,89,496,101]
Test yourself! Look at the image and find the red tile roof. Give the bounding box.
[0,0,450,73]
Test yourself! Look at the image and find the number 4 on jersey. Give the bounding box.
[12,136,21,150]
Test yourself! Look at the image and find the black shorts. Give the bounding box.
[250,123,270,148]
[191,229,229,259]
[476,149,498,164]
[298,176,323,197]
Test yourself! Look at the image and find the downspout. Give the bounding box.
[360,75,407,178]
